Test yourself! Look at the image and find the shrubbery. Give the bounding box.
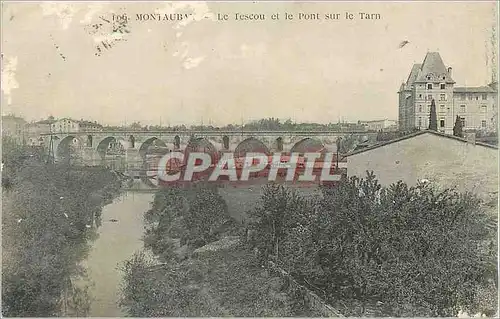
[248,172,497,317]
[142,183,233,261]
[2,140,122,317]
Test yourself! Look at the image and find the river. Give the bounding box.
[84,192,153,317]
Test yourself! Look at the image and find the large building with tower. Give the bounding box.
[398,52,498,135]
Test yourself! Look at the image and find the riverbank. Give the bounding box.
[118,185,324,317]
[1,159,124,317]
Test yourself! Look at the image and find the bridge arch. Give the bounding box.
[290,138,325,154]
[96,136,117,159]
[139,137,168,158]
[56,135,83,159]
[234,137,270,158]
[185,137,218,165]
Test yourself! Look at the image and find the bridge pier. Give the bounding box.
[81,147,100,166]
[125,148,142,174]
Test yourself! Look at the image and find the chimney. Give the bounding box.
[447,67,452,77]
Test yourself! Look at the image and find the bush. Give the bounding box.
[248,173,497,317]
[182,184,231,247]
[2,140,122,316]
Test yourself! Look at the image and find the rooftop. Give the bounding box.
[454,86,497,93]
[414,52,455,84]
[343,129,498,157]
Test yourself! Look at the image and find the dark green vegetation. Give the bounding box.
[248,174,498,317]
[454,115,464,138]
[429,99,438,131]
[103,117,368,132]
[121,172,497,317]
[2,137,122,317]
[120,184,321,317]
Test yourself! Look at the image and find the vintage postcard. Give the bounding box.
[1,1,498,317]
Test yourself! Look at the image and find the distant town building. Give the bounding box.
[50,118,103,133]
[2,114,27,144]
[359,119,397,132]
[26,118,56,146]
[344,130,498,201]
[398,52,498,134]
[50,118,81,133]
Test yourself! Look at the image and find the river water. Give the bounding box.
[84,192,153,317]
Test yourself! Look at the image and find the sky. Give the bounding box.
[1,1,498,126]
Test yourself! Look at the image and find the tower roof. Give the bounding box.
[406,63,422,86]
[414,52,455,83]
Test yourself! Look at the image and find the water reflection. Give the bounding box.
[85,192,152,317]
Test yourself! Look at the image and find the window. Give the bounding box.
[481,120,487,128]
[460,94,466,101]
[418,94,422,98]
[427,94,433,101]
[481,105,487,113]
[427,83,433,89]
[439,93,446,101]
[460,117,466,128]
[440,104,445,111]
[447,107,451,114]
[440,83,446,89]
[440,119,445,127]
[427,105,431,112]
[460,105,466,113]
[468,94,473,100]
[418,117,422,128]
[418,105,422,112]
[475,96,479,100]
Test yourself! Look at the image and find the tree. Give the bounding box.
[453,115,463,137]
[249,173,497,317]
[247,183,315,262]
[182,184,229,247]
[2,143,122,317]
[337,135,359,154]
[429,99,438,131]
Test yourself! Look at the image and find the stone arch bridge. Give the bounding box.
[41,130,376,168]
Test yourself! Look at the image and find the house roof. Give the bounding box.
[414,52,455,84]
[35,119,56,124]
[454,86,497,93]
[343,129,498,158]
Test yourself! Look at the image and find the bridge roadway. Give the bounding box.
[41,130,377,166]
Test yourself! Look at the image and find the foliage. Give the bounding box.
[453,115,464,137]
[119,248,304,317]
[181,184,231,247]
[337,135,359,154]
[376,128,420,142]
[103,117,367,132]
[247,183,316,263]
[248,173,497,317]
[143,187,186,259]
[2,139,121,316]
[429,99,438,130]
